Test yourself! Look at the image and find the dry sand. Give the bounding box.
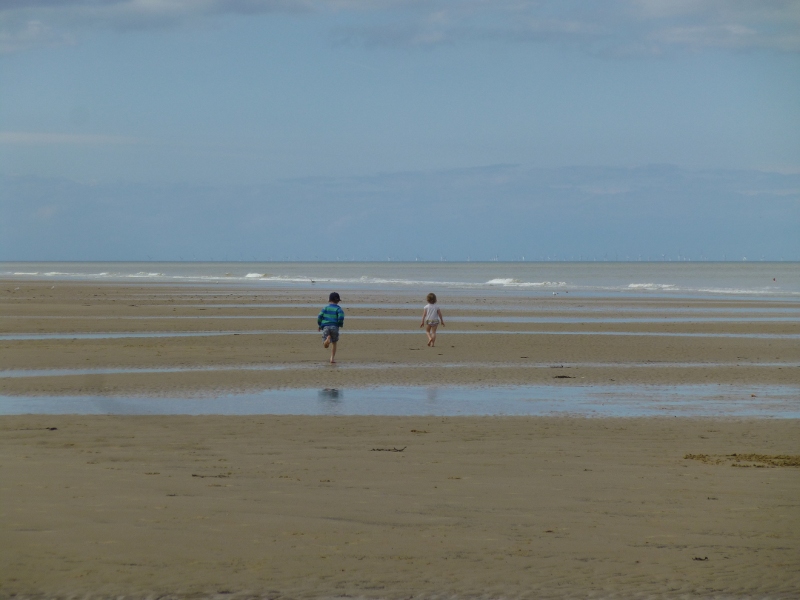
[2,415,799,599]
[1,281,799,598]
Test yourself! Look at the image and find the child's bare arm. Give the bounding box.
[420,309,426,328]
[438,308,444,326]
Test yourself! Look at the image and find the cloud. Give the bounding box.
[1,0,311,29]
[0,0,311,53]
[2,165,799,260]
[0,131,138,145]
[639,1,800,52]
[0,19,73,54]
[333,1,800,54]
[1,0,799,55]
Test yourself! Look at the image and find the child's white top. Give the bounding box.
[424,303,440,322]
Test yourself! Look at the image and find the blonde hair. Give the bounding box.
[426,293,437,304]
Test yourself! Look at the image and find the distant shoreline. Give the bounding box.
[2,260,799,299]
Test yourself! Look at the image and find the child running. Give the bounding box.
[317,292,345,364]
[420,292,445,347]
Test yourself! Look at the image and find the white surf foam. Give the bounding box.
[3,263,798,299]
[627,283,678,291]
[486,278,567,288]
[698,287,781,296]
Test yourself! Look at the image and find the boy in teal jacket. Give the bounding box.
[317,292,345,363]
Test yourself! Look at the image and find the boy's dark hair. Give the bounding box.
[329,292,341,303]
[426,292,437,304]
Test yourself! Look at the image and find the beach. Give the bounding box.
[2,276,799,598]
[2,280,799,395]
[6,0,800,591]
[3,414,799,599]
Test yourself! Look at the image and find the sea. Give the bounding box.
[2,261,799,300]
[2,261,798,417]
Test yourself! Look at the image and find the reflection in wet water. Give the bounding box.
[318,388,343,413]
[426,387,439,405]
[319,388,342,401]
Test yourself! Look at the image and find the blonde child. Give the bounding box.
[420,292,444,347]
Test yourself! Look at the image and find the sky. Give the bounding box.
[1,0,799,261]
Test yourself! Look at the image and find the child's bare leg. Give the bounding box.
[429,325,438,347]
[425,325,433,345]
[330,341,337,363]
[323,334,331,349]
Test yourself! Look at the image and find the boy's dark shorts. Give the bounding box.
[321,326,340,343]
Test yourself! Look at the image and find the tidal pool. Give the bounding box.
[1,384,797,418]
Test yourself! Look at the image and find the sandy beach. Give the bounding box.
[3,415,799,599]
[2,281,799,395]
[2,280,799,598]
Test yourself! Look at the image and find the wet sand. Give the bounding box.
[1,281,799,598]
[2,281,799,395]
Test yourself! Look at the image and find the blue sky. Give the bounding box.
[1,1,799,260]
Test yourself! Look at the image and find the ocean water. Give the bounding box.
[2,261,799,299]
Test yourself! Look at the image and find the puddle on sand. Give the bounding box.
[2,330,799,341]
[1,384,798,418]
[6,314,800,323]
[2,361,799,380]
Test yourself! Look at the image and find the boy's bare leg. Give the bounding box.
[429,325,437,347]
[330,341,337,363]
[425,325,433,346]
[323,335,331,349]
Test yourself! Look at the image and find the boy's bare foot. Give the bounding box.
[323,337,331,348]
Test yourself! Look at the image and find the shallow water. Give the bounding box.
[1,384,797,417]
[2,330,798,341]
[5,314,800,323]
[149,303,800,313]
[2,361,798,380]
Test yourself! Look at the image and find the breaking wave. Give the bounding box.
[487,278,567,287]
[2,263,798,298]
